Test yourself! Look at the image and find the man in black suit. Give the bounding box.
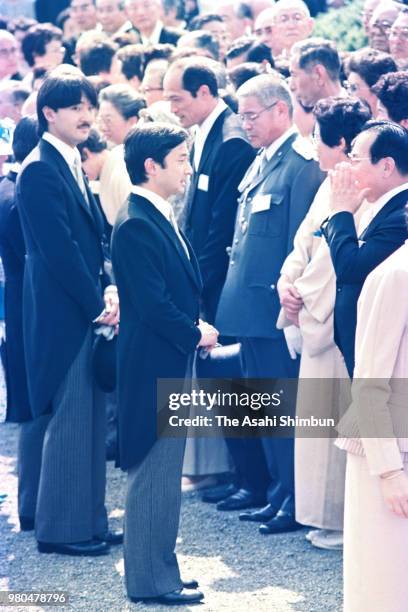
[17,72,120,556]
[112,122,218,605]
[124,0,183,45]
[164,59,255,323]
[322,120,408,378]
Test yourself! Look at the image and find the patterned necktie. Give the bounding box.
[72,156,89,206]
[169,208,190,260]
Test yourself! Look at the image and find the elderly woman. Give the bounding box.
[277,96,371,549]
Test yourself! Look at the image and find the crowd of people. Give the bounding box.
[1,0,408,609]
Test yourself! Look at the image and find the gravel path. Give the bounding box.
[0,423,342,612]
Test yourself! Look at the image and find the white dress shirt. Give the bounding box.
[140,19,163,45]
[358,181,408,235]
[193,99,228,170]
[42,132,82,183]
[264,126,297,161]
[131,185,190,258]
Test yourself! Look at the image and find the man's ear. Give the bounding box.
[400,118,408,130]
[313,64,327,84]
[127,115,139,129]
[144,157,156,177]
[42,105,56,124]
[306,17,314,35]
[382,156,396,177]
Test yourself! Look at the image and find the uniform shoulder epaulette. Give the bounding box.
[292,135,317,161]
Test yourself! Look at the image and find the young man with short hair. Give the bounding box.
[112,122,218,605]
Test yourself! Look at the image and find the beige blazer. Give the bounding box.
[337,241,408,474]
[98,145,132,226]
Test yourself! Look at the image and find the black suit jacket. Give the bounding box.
[0,172,31,422]
[323,188,408,377]
[183,107,255,322]
[111,194,202,470]
[16,139,107,417]
[126,24,183,46]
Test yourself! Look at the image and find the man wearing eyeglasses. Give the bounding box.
[216,74,324,530]
[368,0,401,52]
[254,0,314,59]
[389,9,408,69]
[322,120,408,379]
[0,31,20,84]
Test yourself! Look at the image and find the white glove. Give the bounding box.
[283,325,303,360]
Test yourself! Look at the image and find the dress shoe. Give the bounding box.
[183,579,199,589]
[239,503,279,522]
[96,529,123,545]
[37,539,110,556]
[259,510,303,535]
[130,588,204,605]
[201,482,237,503]
[19,516,35,531]
[216,489,265,511]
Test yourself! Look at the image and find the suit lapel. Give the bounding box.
[360,189,408,239]
[40,140,103,238]
[196,109,228,175]
[130,195,202,291]
[239,134,297,194]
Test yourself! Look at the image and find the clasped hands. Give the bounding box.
[94,285,120,332]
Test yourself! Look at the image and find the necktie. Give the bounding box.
[72,156,89,206]
[169,208,190,260]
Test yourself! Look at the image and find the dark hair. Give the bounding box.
[144,43,174,66]
[236,2,253,19]
[77,127,107,160]
[314,96,372,153]
[12,116,39,163]
[175,60,218,97]
[98,84,146,119]
[247,42,274,66]
[372,71,408,123]
[79,39,117,76]
[124,122,188,185]
[37,74,97,135]
[228,62,267,90]
[184,31,220,61]
[21,23,63,68]
[359,120,408,174]
[226,36,253,61]
[111,31,139,47]
[294,38,341,83]
[116,44,145,81]
[7,17,37,35]
[162,0,185,19]
[348,49,397,88]
[189,13,224,30]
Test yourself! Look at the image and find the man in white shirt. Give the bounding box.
[164,58,254,322]
[124,0,183,45]
[17,72,121,556]
[111,122,218,605]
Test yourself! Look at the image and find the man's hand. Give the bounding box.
[197,321,219,352]
[329,162,371,214]
[277,276,303,319]
[380,470,408,518]
[95,285,120,326]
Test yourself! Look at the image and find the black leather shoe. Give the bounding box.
[130,588,204,605]
[216,489,265,511]
[239,503,279,523]
[96,529,123,545]
[259,511,303,535]
[19,516,35,531]
[201,483,237,503]
[183,579,199,589]
[37,539,110,556]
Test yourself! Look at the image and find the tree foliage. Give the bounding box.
[314,0,368,51]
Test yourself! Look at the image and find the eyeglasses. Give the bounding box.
[255,26,273,36]
[0,46,18,58]
[371,19,394,32]
[140,86,163,94]
[275,12,308,24]
[70,2,94,12]
[347,152,370,163]
[238,100,278,123]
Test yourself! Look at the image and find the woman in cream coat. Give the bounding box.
[277,97,371,549]
[338,239,408,612]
